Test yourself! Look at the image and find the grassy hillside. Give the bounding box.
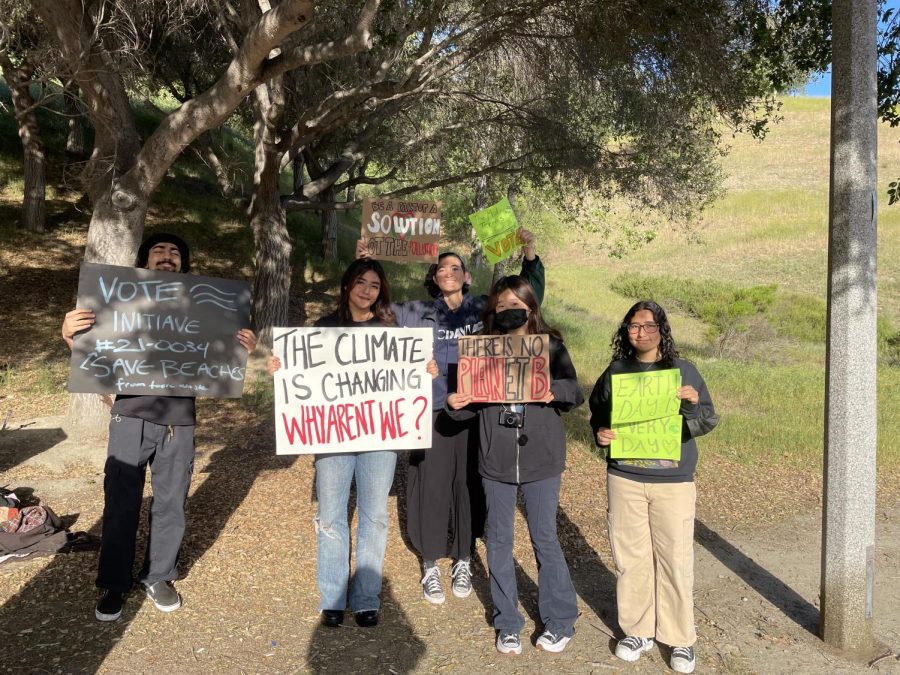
[540,97,900,471]
[0,95,897,480]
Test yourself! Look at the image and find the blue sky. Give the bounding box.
[798,0,900,96]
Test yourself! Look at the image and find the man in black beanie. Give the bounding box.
[62,233,257,621]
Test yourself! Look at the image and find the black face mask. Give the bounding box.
[494,308,529,332]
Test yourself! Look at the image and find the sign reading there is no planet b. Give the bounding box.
[361,198,442,263]
[68,262,252,398]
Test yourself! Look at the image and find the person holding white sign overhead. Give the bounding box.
[359,229,544,605]
[588,301,718,674]
[447,275,583,655]
[61,233,257,622]
[267,258,438,629]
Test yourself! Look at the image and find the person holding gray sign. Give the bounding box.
[447,274,582,655]
[359,229,544,606]
[588,300,718,674]
[61,233,258,622]
[267,258,439,629]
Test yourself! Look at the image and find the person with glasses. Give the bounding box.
[588,300,719,674]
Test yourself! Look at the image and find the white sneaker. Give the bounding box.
[450,559,473,598]
[670,646,696,673]
[421,565,445,604]
[615,636,654,662]
[535,630,572,653]
[496,632,522,655]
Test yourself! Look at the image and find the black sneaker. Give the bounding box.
[143,581,182,612]
[95,589,125,621]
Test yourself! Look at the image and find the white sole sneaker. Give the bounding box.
[615,638,655,662]
[496,634,522,655]
[536,634,572,653]
[451,584,472,599]
[94,608,122,621]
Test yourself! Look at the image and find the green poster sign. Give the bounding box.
[468,198,521,264]
[609,414,683,460]
[611,368,681,424]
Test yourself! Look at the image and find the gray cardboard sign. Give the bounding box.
[68,262,251,398]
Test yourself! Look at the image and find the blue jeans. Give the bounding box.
[483,474,578,636]
[315,450,397,612]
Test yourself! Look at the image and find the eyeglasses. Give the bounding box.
[626,322,659,334]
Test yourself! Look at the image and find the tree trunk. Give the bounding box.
[249,151,291,348]
[196,131,235,199]
[320,186,339,261]
[63,82,87,157]
[293,154,305,193]
[1,60,46,233]
[249,74,291,348]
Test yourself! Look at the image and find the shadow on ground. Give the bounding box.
[305,578,425,674]
[695,519,819,634]
[0,426,67,473]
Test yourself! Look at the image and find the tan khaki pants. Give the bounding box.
[607,473,697,647]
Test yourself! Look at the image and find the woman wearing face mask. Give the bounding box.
[358,230,543,604]
[447,275,582,655]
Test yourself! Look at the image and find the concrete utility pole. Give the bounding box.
[821,0,877,650]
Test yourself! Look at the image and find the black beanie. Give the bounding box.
[136,232,191,273]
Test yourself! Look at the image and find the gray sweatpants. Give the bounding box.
[97,415,195,592]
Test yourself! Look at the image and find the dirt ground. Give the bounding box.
[0,399,898,675]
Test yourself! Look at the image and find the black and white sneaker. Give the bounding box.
[536,630,572,653]
[615,636,654,662]
[670,646,696,673]
[496,632,522,655]
[421,565,445,604]
[95,589,125,621]
[450,559,472,598]
[143,581,182,612]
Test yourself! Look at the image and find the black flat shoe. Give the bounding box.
[321,609,344,627]
[354,610,379,627]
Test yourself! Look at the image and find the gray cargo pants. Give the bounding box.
[97,415,195,592]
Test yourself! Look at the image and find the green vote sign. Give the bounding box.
[468,198,522,264]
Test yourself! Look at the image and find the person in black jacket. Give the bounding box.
[357,232,544,604]
[448,275,582,655]
[588,300,718,675]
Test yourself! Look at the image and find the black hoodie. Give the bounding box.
[446,335,583,484]
[588,357,719,483]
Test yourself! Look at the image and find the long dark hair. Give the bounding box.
[482,275,562,339]
[424,252,471,298]
[338,258,396,325]
[611,300,679,367]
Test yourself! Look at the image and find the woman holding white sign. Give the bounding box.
[359,230,545,605]
[447,275,582,655]
[267,258,437,630]
[588,301,718,674]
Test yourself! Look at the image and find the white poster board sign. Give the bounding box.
[272,326,433,454]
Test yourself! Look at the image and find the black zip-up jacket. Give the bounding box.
[588,357,719,483]
[393,256,545,410]
[446,336,583,484]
